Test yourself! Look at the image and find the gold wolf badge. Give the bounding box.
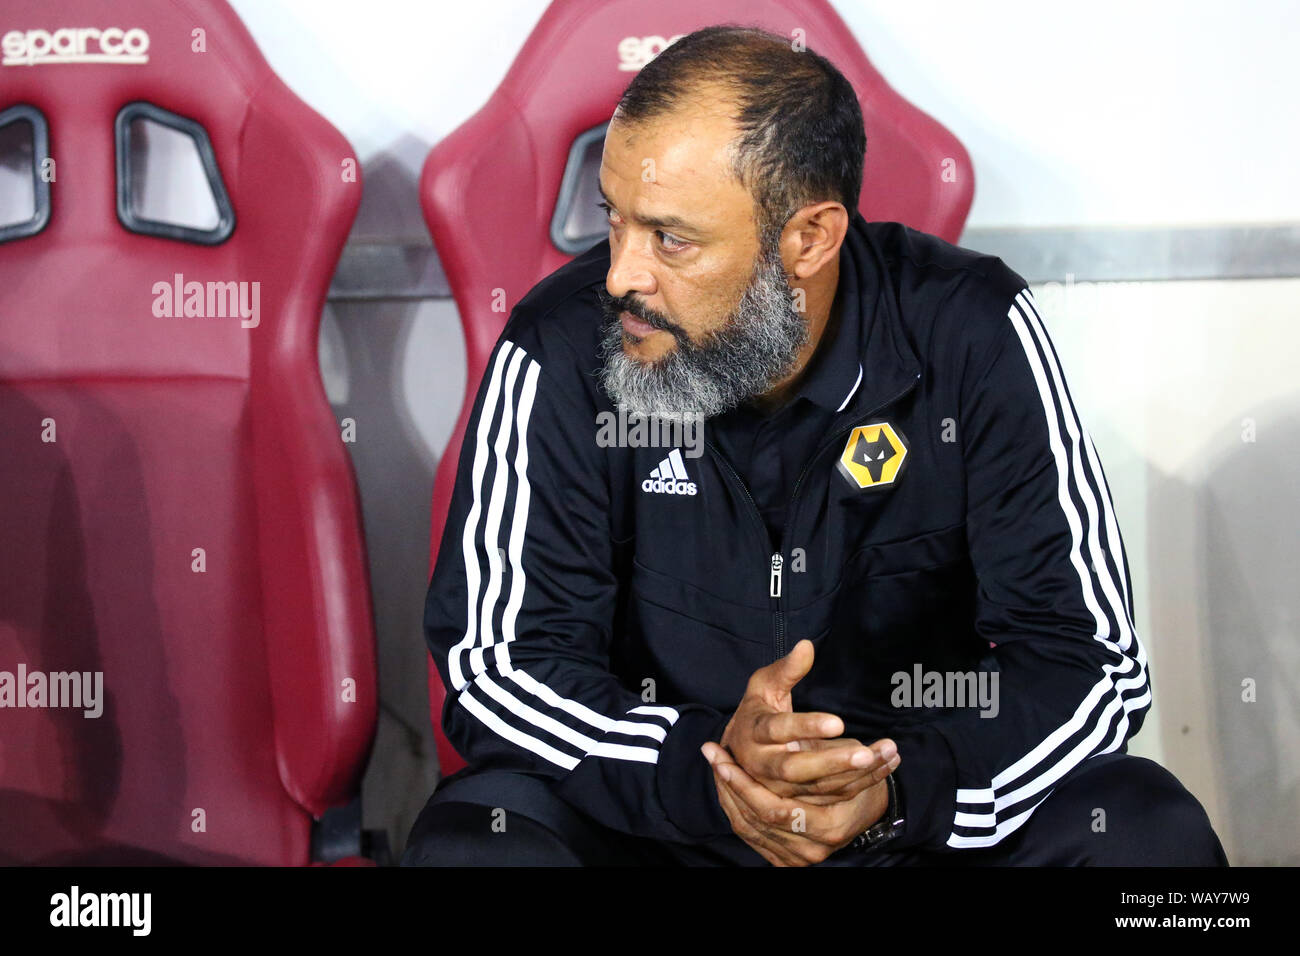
[837,422,909,490]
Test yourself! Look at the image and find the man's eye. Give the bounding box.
[657,231,687,252]
[597,202,686,251]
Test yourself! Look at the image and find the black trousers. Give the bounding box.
[401,752,1228,866]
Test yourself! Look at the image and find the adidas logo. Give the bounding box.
[641,448,698,496]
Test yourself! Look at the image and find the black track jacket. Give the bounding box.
[423,212,1152,853]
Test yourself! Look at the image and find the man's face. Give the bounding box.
[596,95,807,419]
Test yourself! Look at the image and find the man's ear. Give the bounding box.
[782,202,849,282]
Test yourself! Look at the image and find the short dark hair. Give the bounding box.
[612,24,866,250]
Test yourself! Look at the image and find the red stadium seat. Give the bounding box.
[0,0,377,864]
[419,0,975,777]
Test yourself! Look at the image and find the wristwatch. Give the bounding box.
[852,774,905,851]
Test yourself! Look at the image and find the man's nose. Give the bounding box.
[605,232,656,302]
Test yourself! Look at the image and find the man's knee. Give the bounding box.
[400,769,665,866]
[401,794,582,866]
[1023,753,1228,866]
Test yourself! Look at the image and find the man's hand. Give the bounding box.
[703,639,901,865]
[702,743,897,866]
[718,639,895,802]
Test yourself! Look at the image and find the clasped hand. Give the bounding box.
[701,639,899,867]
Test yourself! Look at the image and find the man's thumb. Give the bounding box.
[774,639,815,689]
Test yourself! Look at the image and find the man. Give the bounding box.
[403,25,1227,866]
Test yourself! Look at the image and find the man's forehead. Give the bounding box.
[600,109,750,229]
[606,100,738,175]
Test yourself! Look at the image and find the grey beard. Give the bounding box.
[596,242,808,421]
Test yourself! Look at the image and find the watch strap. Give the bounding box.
[852,773,905,851]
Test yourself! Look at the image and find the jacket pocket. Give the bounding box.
[846,521,969,577]
[831,522,980,670]
[791,525,985,729]
[629,557,769,645]
[618,557,769,708]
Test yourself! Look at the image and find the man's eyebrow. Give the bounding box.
[596,179,704,235]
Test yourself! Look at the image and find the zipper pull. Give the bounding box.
[770,552,783,598]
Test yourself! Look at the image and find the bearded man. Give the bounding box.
[402,25,1226,867]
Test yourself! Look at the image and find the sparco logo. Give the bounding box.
[617,34,684,72]
[2,27,150,66]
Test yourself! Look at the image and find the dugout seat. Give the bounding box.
[420,0,976,776]
[0,0,377,864]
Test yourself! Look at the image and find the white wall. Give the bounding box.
[232,0,1300,227]
[1034,276,1300,865]
[837,0,1300,227]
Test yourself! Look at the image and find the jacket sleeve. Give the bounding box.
[888,285,1152,851]
[423,332,734,844]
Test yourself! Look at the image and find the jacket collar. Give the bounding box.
[828,212,922,423]
[791,234,867,414]
[733,211,921,419]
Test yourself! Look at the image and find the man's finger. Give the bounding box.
[713,770,804,866]
[715,754,798,824]
[717,772,822,866]
[788,766,880,799]
[778,737,897,771]
[752,710,844,746]
[768,739,884,783]
[707,742,795,830]
[785,736,896,756]
[715,776,797,865]
[786,751,900,802]
[701,741,734,767]
[784,736,861,753]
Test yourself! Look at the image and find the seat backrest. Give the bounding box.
[420,0,974,776]
[0,0,376,863]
